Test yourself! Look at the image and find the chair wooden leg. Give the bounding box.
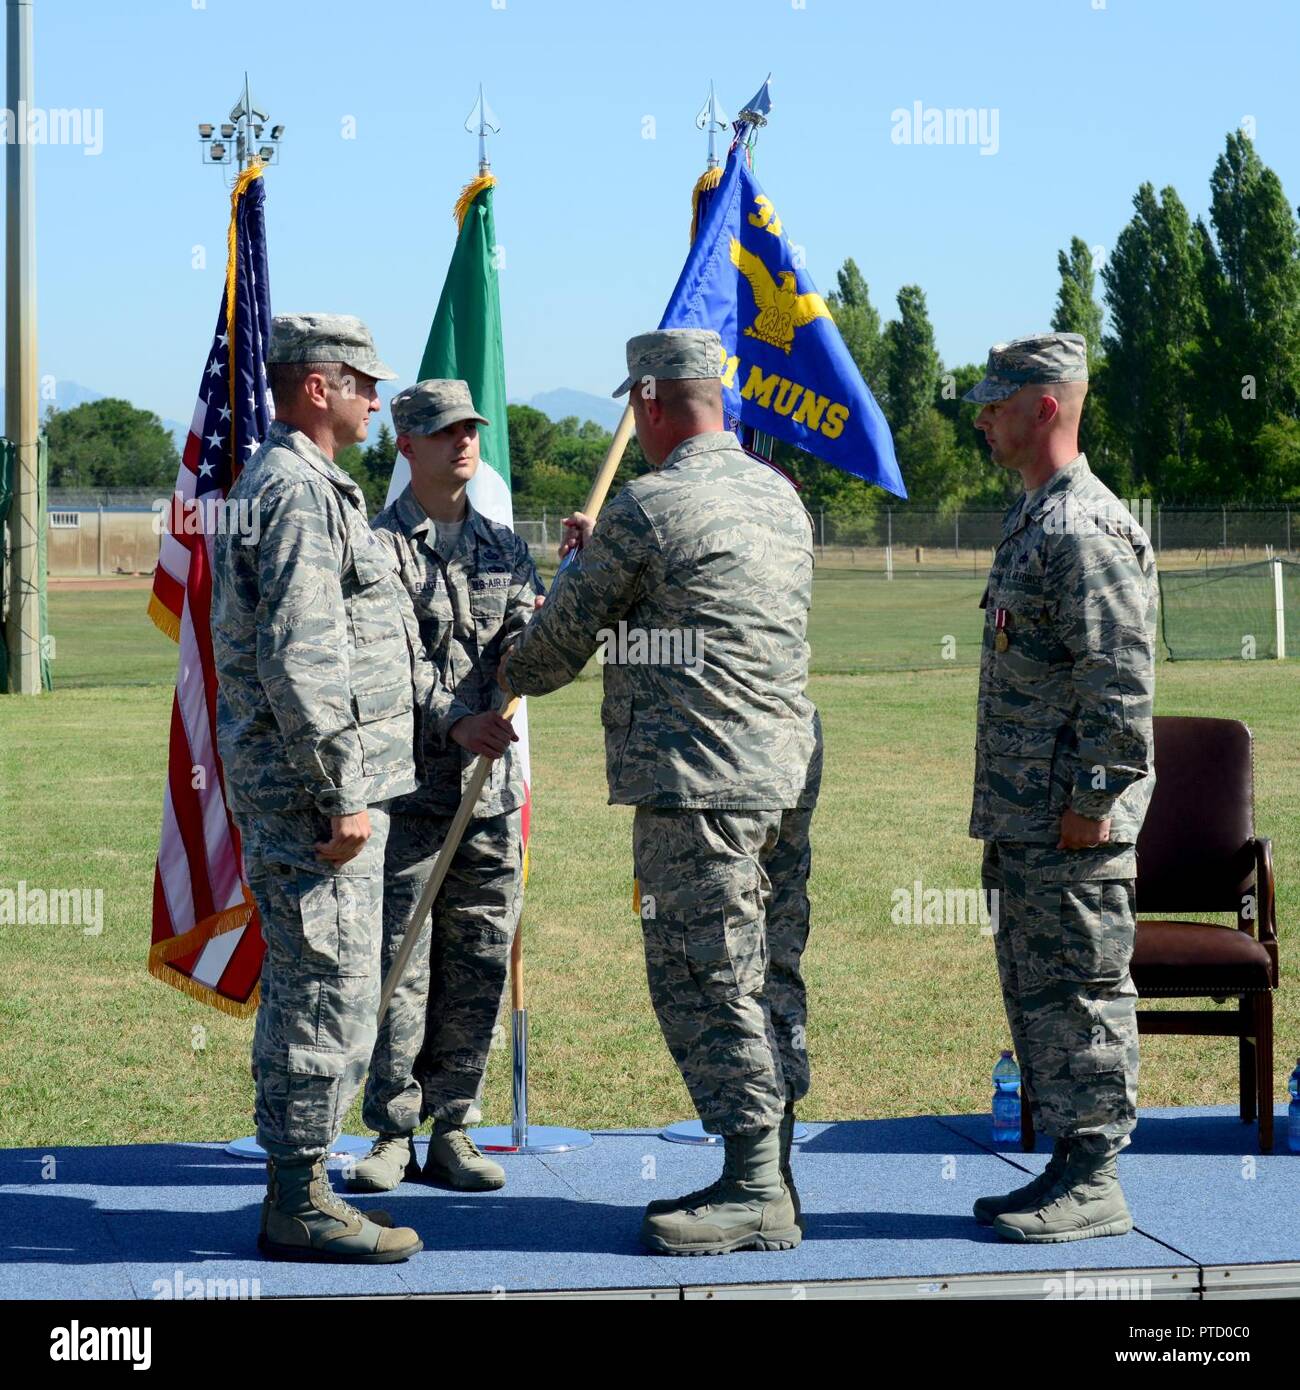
[1255,993,1274,1155]
[1239,997,1257,1123]
[1020,1089,1035,1152]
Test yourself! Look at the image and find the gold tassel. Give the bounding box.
[146,591,181,643]
[225,160,265,475]
[148,888,260,1016]
[453,172,497,231]
[149,890,255,968]
[148,952,260,1018]
[689,165,724,243]
[225,160,265,341]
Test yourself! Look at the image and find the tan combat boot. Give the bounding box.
[973,1139,1070,1226]
[992,1146,1133,1243]
[344,1132,422,1193]
[420,1120,506,1191]
[780,1101,802,1230]
[643,1131,740,1218]
[258,1156,422,1263]
[641,1127,801,1256]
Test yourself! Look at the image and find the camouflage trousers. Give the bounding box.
[244,803,392,1162]
[632,805,814,1136]
[362,808,522,1133]
[982,841,1140,1157]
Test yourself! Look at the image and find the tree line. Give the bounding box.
[502,130,1300,522]
[781,130,1300,519]
[43,131,1299,520]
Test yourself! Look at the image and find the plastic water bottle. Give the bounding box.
[1288,1058,1300,1154]
[992,1049,1021,1145]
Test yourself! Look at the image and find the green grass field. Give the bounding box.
[0,579,1295,1148]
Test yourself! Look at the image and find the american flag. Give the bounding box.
[147,164,271,1016]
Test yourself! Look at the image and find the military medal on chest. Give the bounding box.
[994,606,1010,652]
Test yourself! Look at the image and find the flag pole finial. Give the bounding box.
[229,73,269,172]
[735,73,774,154]
[695,79,729,170]
[737,73,773,127]
[464,84,501,175]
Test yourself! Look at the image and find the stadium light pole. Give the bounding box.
[4,0,41,696]
[197,73,284,176]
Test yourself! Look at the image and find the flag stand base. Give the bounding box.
[659,1118,810,1146]
[470,1124,593,1155]
[223,1135,374,1162]
[468,1007,594,1156]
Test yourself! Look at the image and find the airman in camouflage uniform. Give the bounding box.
[964,333,1158,1242]
[499,329,818,1256]
[213,313,458,1263]
[346,379,542,1196]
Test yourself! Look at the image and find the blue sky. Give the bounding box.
[14,0,1300,425]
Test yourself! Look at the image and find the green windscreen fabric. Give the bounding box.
[38,433,51,690]
[0,438,12,692]
[0,436,53,691]
[1160,559,1300,660]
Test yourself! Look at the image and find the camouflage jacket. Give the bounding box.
[970,455,1158,845]
[213,421,452,819]
[503,429,817,809]
[371,485,544,816]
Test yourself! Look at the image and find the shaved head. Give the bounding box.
[630,374,725,467]
[1026,379,1088,427]
[651,376,724,420]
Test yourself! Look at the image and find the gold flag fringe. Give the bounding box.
[225,160,264,479]
[454,172,497,231]
[689,165,724,243]
[147,591,181,642]
[148,886,260,1018]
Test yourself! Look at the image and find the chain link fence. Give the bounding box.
[520,504,1298,575]
[48,488,162,511]
[802,505,1297,574]
[42,493,1300,640]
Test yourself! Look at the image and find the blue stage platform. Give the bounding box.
[2,1106,1295,1300]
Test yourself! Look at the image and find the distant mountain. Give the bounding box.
[519,388,624,433]
[2,380,190,451]
[2,378,105,425]
[17,377,621,451]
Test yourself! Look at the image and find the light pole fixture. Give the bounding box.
[197,73,284,173]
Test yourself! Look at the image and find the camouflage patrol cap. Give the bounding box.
[963,332,1088,404]
[267,312,398,381]
[612,328,725,398]
[390,379,489,437]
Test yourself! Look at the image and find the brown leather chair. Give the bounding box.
[1020,716,1281,1154]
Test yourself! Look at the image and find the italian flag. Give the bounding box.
[385,174,532,856]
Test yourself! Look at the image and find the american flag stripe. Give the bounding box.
[147,162,270,1017]
[148,396,207,637]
